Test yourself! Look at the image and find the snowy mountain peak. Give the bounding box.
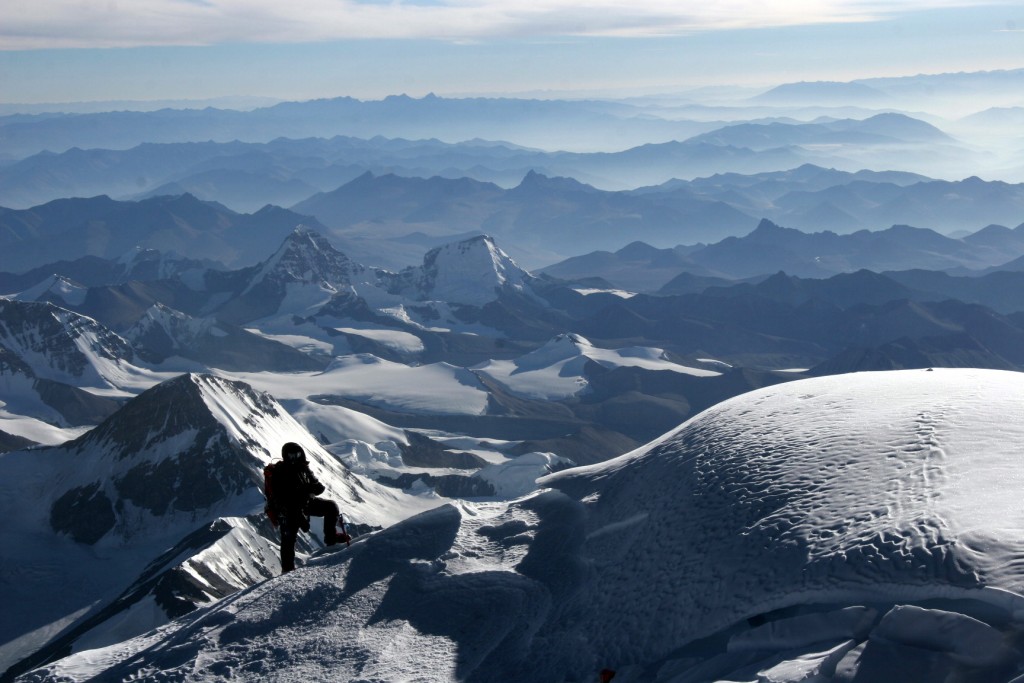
[396,234,534,306]
[0,299,135,389]
[114,245,212,283]
[0,371,415,676]
[53,373,328,542]
[213,226,372,323]
[553,332,590,347]
[9,274,88,307]
[246,226,364,293]
[116,245,160,267]
[507,332,593,370]
[124,303,216,355]
[521,332,592,364]
[514,169,597,195]
[52,372,391,545]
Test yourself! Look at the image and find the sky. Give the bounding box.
[0,1,1022,104]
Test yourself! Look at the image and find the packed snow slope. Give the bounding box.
[21,368,1024,682]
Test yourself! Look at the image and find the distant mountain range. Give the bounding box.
[5,160,1022,270]
[0,193,338,271]
[0,113,982,210]
[754,68,1024,111]
[542,218,1024,287]
[0,94,710,160]
[0,136,564,211]
[689,113,951,147]
[4,223,1024,382]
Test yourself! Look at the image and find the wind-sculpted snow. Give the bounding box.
[543,368,1024,669]
[22,368,1024,682]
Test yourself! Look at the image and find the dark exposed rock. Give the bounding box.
[400,431,491,470]
[50,483,116,544]
[34,378,121,426]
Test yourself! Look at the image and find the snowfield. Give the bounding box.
[474,333,720,401]
[222,355,491,416]
[21,368,1024,682]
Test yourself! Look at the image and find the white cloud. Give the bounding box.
[0,0,1013,49]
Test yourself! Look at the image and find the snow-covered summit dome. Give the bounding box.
[547,368,1024,662]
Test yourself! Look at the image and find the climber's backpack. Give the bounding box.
[264,461,284,527]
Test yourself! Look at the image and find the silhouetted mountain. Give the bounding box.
[293,172,504,228]
[991,253,1024,272]
[293,171,757,265]
[0,194,327,272]
[0,136,557,210]
[5,131,1022,260]
[0,256,126,293]
[857,68,1024,110]
[690,114,950,149]
[656,271,739,295]
[809,334,1015,375]
[752,81,891,106]
[643,169,1024,235]
[557,139,818,188]
[291,166,1024,266]
[541,241,717,292]
[961,222,1024,266]
[558,275,1024,371]
[0,95,711,160]
[960,106,1024,128]
[884,268,1024,314]
[703,269,919,309]
[139,170,320,212]
[682,219,1015,279]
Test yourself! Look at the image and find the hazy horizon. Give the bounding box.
[1,2,1021,106]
